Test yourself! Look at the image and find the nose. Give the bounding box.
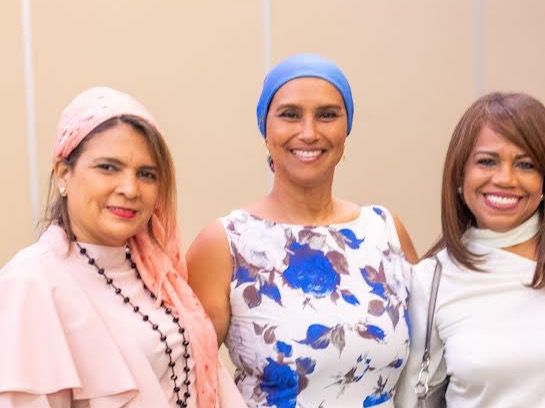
[117,172,139,199]
[492,163,515,186]
[299,116,318,143]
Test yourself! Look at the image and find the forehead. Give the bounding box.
[79,123,156,163]
[472,125,527,155]
[270,77,344,107]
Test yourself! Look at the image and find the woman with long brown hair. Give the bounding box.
[396,92,545,407]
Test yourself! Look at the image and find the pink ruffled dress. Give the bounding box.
[0,226,244,407]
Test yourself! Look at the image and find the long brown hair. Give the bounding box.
[43,115,176,246]
[425,92,545,288]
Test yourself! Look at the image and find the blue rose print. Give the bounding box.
[363,391,391,407]
[339,228,365,249]
[295,357,316,375]
[223,207,411,406]
[357,324,385,342]
[260,358,299,408]
[388,358,404,369]
[296,324,332,349]
[360,266,387,300]
[340,289,360,305]
[275,341,293,357]
[363,376,391,407]
[283,242,340,297]
[234,266,255,287]
[372,207,383,216]
[404,306,411,339]
[372,206,387,222]
[260,281,282,305]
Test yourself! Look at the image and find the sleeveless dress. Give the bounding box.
[220,206,411,408]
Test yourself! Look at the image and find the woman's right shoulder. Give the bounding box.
[0,240,57,283]
[186,218,233,276]
[189,219,230,252]
[0,241,76,324]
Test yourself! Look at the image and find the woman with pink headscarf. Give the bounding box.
[0,87,245,408]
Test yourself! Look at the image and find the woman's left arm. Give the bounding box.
[393,214,418,264]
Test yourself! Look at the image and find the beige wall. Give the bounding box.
[1,0,33,260]
[2,0,545,268]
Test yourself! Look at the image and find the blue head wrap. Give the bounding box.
[256,53,354,137]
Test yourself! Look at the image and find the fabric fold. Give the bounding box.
[0,241,137,407]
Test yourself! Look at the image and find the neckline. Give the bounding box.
[74,241,128,270]
[463,211,540,249]
[237,207,363,228]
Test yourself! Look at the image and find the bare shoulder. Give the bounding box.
[187,220,229,258]
[186,220,233,345]
[187,220,233,287]
[391,213,418,264]
[335,198,363,222]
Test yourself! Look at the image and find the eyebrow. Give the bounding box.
[473,150,531,160]
[93,157,158,170]
[273,103,343,111]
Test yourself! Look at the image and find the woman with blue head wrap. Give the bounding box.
[188,53,417,408]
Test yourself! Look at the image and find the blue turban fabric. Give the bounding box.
[256,53,354,137]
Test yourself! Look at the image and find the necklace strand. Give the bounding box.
[75,242,192,407]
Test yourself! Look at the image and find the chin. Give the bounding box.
[478,218,521,232]
[102,226,141,245]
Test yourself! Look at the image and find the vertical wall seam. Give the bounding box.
[473,0,484,97]
[262,0,273,186]
[21,0,39,232]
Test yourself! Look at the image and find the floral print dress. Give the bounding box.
[220,206,410,408]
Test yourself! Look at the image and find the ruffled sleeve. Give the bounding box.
[0,250,138,407]
[0,390,72,408]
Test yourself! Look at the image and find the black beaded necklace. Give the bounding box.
[75,241,192,407]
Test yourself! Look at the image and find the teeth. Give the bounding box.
[486,194,518,206]
[292,150,321,159]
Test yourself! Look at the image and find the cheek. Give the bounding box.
[528,177,544,207]
[143,185,160,210]
[524,173,543,194]
[461,166,484,191]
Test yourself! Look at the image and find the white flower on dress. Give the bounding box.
[234,215,288,272]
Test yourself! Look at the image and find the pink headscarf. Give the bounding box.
[54,86,219,407]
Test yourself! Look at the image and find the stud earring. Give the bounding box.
[59,186,67,197]
[457,186,463,194]
[541,194,544,201]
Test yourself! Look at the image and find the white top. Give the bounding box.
[221,206,411,407]
[395,241,545,407]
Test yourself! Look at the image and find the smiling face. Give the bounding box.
[265,77,347,189]
[56,122,160,246]
[462,125,544,232]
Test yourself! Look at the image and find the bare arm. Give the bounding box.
[393,214,418,264]
[186,221,233,346]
